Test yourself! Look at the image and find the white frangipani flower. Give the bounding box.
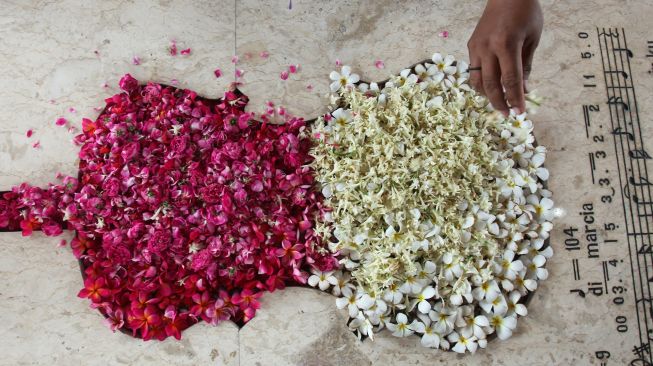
[329,65,360,92]
[387,313,413,337]
[409,314,442,348]
[489,313,517,340]
[449,331,479,354]
[409,286,437,313]
[308,270,337,291]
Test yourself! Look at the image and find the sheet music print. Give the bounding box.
[598,27,653,365]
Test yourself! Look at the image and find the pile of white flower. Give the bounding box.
[308,53,554,353]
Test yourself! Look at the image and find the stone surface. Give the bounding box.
[1,0,653,365]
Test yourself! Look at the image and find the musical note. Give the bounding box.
[614,47,634,57]
[608,96,630,110]
[605,70,629,79]
[613,127,635,141]
[570,289,586,298]
[633,195,653,206]
[630,149,652,160]
[630,176,652,187]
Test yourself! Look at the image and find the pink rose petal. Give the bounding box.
[289,64,299,74]
[169,41,178,56]
[280,70,289,80]
[438,30,449,38]
[235,69,244,78]
[132,56,141,65]
[214,68,222,78]
[171,79,179,85]
[259,51,269,59]
[375,60,385,69]
[335,59,342,67]
[180,48,191,56]
[306,84,313,91]
[26,129,33,138]
[32,140,40,149]
[55,117,67,127]
[68,107,76,113]
[232,55,239,64]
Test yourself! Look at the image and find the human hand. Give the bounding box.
[467,0,543,116]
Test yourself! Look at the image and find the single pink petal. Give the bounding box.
[48,99,56,104]
[171,79,179,85]
[169,41,178,56]
[438,30,449,38]
[335,59,342,67]
[68,107,76,113]
[132,56,141,65]
[235,69,244,78]
[280,70,289,80]
[101,82,108,88]
[244,52,253,60]
[55,117,67,126]
[232,55,239,64]
[375,60,385,69]
[259,51,269,58]
[306,84,313,91]
[214,68,223,78]
[180,48,191,56]
[32,140,40,149]
[288,64,299,74]
[26,129,33,138]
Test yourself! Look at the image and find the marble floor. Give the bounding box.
[1,0,653,365]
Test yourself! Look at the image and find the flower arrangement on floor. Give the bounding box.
[308,53,554,353]
[0,74,338,340]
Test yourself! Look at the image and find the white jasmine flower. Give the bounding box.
[331,108,352,130]
[480,293,508,315]
[331,271,354,296]
[506,291,528,317]
[529,238,554,259]
[415,63,436,80]
[336,287,360,317]
[489,313,517,340]
[458,307,489,339]
[308,270,337,292]
[409,314,442,348]
[349,312,374,340]
[409,286,437,313]
[441,253,463,283]
[383,282,404,305]
[329,65,360,92]
[430,304,457,334]
[496,250,524,280]
[449,331,479,353]
[400,275,424,295]
[472,279,501,301]
[526,254,548,280]
[356,292,376,310]
[387,313,413,337]
[431,53,457,81]
[526,195,555,222]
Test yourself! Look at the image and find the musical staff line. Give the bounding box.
[598,26,653,364]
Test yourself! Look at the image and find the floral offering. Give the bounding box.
[0,74,338,340]
[308,53,553,353]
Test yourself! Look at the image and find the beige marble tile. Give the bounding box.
[2,0,653,364]
[0,0,236,188]
[235,0,484,119]
[0,232,239,366]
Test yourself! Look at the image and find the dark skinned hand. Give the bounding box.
[467,0,543,116]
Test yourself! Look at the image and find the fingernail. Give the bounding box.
[500,110,509,118]
[523,80,530,93]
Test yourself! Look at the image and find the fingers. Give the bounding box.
[521,39,537,93]
[481,56,509,116]
[468,50,484,95]
[498,40,525,114]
